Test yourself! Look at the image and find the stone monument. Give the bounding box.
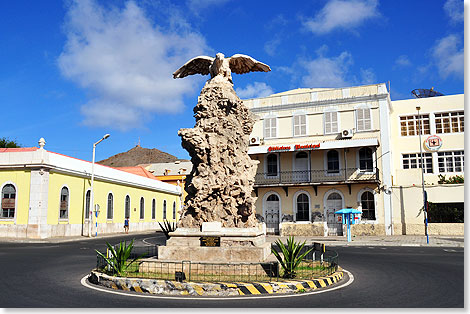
[158,53,272,262]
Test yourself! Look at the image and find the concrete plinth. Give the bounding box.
[157,225,271,263]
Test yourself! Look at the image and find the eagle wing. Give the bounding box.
[173,56,214,79]
[228,54,271,75]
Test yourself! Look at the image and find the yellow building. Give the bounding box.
[389,93,464,235]
[0,139,181,239]
[244,83,393,236]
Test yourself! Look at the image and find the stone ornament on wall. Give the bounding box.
[173,53,271,228]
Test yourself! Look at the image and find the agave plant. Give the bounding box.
[95,239,146,276]
[271,236,313,279]
[158,219,177,239]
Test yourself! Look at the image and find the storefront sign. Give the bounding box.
[200,236,221,247]
[424,135,443,151]
[1,198,15,209]
[267,145,291,152]
[294,143,320,151]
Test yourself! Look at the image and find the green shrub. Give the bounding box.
[271,236,313,279]
[96,239,146,275]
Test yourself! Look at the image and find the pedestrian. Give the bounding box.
[124,217,129,234]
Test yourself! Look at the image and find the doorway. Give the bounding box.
[326,192,344,236]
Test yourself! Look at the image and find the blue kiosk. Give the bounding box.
[335,208,362,242]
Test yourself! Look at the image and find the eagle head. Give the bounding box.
[215,53,225,60]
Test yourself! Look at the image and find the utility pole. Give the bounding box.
[416,106,429,244]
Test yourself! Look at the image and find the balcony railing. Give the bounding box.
[254,167,379,186]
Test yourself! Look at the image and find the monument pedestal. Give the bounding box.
[157,223,271,263]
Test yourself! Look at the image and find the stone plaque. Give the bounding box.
[200,236,220,247]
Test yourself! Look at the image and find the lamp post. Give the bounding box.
[89,134,110,238]
[416,107,429,244]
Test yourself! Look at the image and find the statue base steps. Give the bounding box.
[157,225,272,263]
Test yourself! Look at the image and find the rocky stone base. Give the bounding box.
[158,225,271,262]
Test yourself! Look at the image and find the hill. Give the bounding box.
[97,145,181,167]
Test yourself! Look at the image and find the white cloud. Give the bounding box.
[264,38,281,56]
[395,55,412,67]
[360,68,376,84]
[58,0,208,130]
[236,82,274,99]
[303,0,380,35]
[301,51,353,87]
[431,34,464,80]
[444,0,464,24]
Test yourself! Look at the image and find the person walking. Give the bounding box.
[124,217,129,234]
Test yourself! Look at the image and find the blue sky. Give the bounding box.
[0,0,464,162]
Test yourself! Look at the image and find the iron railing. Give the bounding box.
[254,167,379,186]
[96,244,338,283]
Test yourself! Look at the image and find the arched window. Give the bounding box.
[140,197,145,220]
[107,193,113,219]
[359,147,373,172]
[267,154,278,176]
[361,191,376,220]
[267,194,279,202]
[85,190,91,219]
[163,200,167,220]
[1,184,16,218]
[152,199,156,220]
[125,195,130,219]
[327,150,340,173]
[296,193,309,221]
[173,201,176,220]
[59,187,69,219]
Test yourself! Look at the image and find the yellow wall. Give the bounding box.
[0,169,31,225]
[47,172,180,226]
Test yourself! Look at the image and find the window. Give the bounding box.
[85,190,90,219]
[356,108,372,131]
[59,187,69,219]
[163,200,167,220]
[140,197,145,220]
[264,116,277,138]
[327,150,340,173]
[402,153,433,173]
[435,111,464,134]
[324,111,338,134]
[107,193,113,219]
[173,201,176,220]
[293,114,307,136]
[296,193,309,221]
[1,184,16,218]
[152,199,156,220]
[360,191,376,220]
[267,154,278,176]
[438,151,464,173]
[359,147,373,172]
[400,114,430,136]
[125,195,130,218]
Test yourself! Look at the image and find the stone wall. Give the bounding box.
[280,223,324,236]
[393,223,464,236]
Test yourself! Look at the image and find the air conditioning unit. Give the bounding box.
[341,129,353,138]
[249,136,261,146]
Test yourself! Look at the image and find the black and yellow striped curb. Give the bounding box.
[89,270,343,296]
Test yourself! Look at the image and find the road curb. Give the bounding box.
[89,270,344,296]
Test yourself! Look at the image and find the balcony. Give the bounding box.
[254,168,379,187]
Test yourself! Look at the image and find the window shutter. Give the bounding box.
[331,112,338,133]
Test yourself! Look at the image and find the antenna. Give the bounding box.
[411,87,444,98]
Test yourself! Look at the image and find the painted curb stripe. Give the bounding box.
[252,283,269,294]
[95,271,343,296]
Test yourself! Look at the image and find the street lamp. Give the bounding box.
[416,107,429,244]
[89,134,110,237]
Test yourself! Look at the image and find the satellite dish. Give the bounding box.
[411,87,444,98]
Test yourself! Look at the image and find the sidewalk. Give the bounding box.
[266,235,465,248]
[0,231,464,247]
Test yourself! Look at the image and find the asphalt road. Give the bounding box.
[0,233,463,308]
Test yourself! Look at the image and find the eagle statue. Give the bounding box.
[173,53,271,83]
